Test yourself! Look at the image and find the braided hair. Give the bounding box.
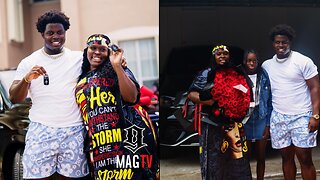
[78,47,90,81]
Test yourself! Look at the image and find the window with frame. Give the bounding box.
[31,0,57,3]
[7,0,24,42]
[119,38,158,89]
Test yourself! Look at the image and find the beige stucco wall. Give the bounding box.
[0,0,158,69]
[29,1,61,51]
[0,0,8,69]
[7,0,32,68]
[0,0,60,69]
[61,0,159,51]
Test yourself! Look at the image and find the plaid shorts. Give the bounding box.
[23,122,89,178]
[270,111,317,149]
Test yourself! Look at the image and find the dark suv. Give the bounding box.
[0,69,30,180]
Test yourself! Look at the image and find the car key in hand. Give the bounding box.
[110,44,119,52]
[44,74,49,85]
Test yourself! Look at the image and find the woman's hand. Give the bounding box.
[262,126,270,140]
[109,47,124,69]
[108,46,138,103]
[188,91,214,106]
[121,56,127,68]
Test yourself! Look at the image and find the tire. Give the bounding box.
[12,148,24,180]
[159,146,176,159]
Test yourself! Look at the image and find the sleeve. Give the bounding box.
[302,57,318,80]
[265,71,273,126]
[261,60,269,73]
[188,68,210,93]
[14,58,30,81]
[124,67,140,105]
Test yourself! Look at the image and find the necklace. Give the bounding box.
[276,51,291,63]
[42,48,65,59]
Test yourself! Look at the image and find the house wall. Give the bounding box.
[61,0,159,51]
[0,0,9,68]
[0,0,159,69]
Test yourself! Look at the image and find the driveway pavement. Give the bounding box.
[160,144,320,180]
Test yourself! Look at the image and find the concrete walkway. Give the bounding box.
[160,145,320,180]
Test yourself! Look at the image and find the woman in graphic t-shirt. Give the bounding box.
[75,34,158,180]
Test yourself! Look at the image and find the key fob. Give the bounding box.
[44,74,49,85]
[110,44,119,52]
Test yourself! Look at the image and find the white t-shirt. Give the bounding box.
[248,74,259,106]
[14,48,83,127]
[262,51,318,115]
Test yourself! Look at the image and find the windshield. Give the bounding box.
[0,70,16,96]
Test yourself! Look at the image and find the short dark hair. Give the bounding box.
[269,24,296,42]
[36,10,70,33]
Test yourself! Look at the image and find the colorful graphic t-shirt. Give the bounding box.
[75,61,158,180]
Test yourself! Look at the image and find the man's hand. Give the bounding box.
[25,65,47,82]
[10,65,46,103]
[308,117,319,132]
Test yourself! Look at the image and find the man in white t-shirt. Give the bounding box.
[262,24,320,180]
[9,10,89,179]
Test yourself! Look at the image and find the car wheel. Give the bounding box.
[12,148,24,180]
[159,146,176,159]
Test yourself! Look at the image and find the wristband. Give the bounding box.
[24,77,31,84]
[312,114,320,120]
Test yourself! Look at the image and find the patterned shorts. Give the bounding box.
[270,111,317,149]
[23,122,89,179]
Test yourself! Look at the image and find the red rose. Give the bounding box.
[211,68,250,120]
[213,109,221,117]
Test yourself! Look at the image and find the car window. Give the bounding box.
[160,45,212,96]
[0,70,16,96]
[0,69,31,100]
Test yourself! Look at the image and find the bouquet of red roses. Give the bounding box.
[211,68,250,120]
